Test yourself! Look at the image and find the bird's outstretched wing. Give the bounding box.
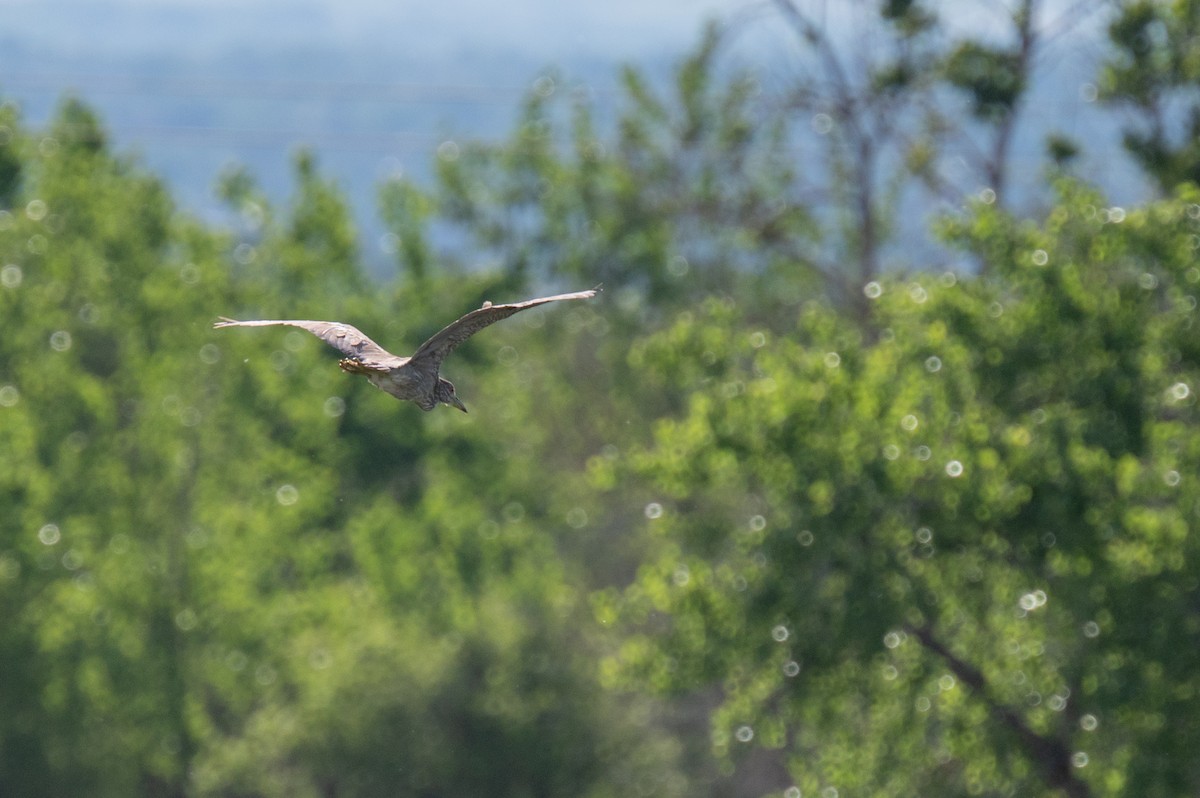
[409,288,599,369]
[214,318,397,366]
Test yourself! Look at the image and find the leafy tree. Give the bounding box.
[415,1,1110,327]
[602,180,1200,797]
[0,99,689,797]
[0,97,217,796]
[1102,0,1200,192]
[417,34,822,321]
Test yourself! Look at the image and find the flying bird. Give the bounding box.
[215,288,599,413]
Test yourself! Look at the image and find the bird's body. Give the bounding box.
[214,288,598,412]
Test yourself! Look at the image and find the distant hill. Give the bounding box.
[0,0,1157,274]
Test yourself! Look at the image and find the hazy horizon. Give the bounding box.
[0,0,1151,269]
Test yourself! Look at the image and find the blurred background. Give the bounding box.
[0,0,1154,267]
[2,0,745,268]
[1,0,1199,796]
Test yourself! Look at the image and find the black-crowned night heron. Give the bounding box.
[215,288,599,412]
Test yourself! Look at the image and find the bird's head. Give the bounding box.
[435,377,468,413]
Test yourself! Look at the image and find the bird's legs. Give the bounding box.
[338,358,373,375]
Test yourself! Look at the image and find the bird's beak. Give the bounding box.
[450,396,468,413]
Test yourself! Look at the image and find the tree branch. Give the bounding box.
[905,623,1091,798]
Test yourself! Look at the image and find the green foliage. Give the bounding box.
[1047,133,1081,166]
[4,6,1200,796]
[609,182,1200,796]
[427,32,820,318]
[1102,0,1200,191]
[378,175,435,283]
[0,99,685,797]
[0,103,25,206]
[944,41,1026,120]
